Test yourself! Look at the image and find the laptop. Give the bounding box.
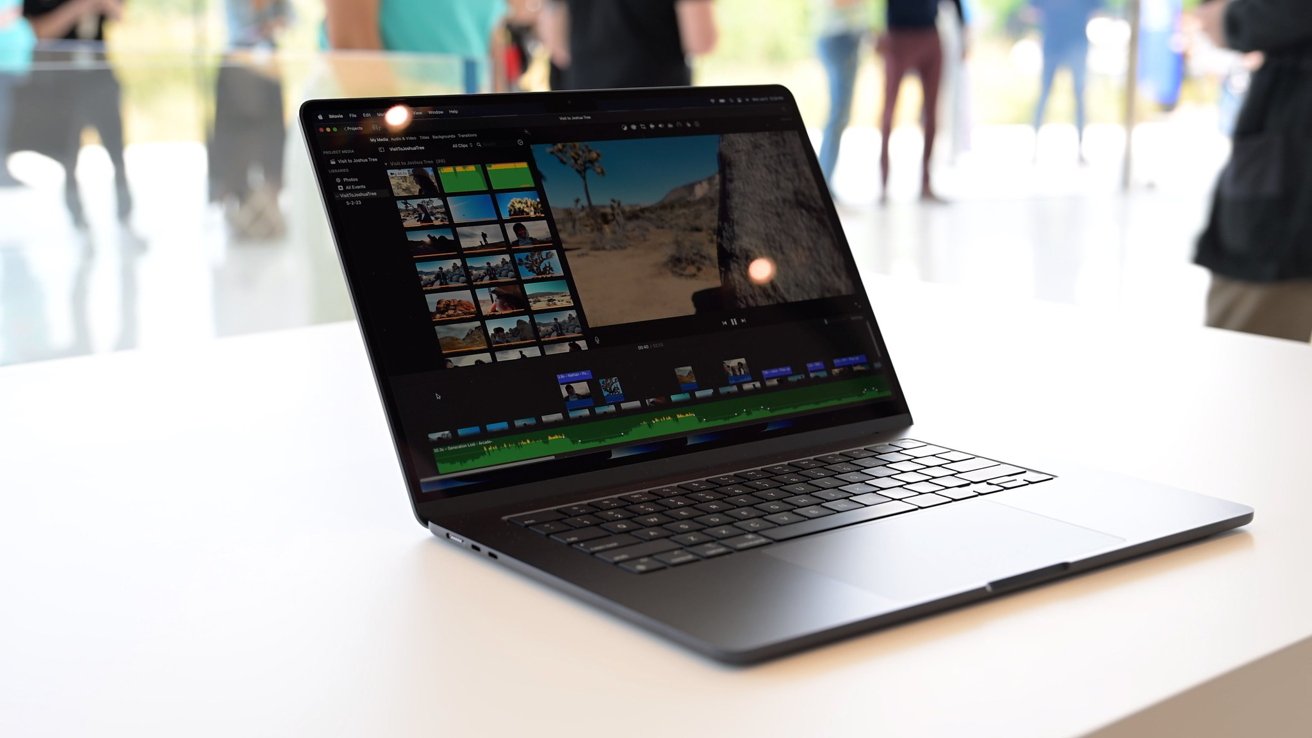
[299,85,1252,664]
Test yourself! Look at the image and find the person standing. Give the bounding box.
[0,0,35,186]
[878,0,965,202]
[812,0,874,190]
[540,0,716,90]
[1196,0,1312,342]
[1030,0,1100,163]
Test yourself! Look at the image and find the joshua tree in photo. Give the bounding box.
[548,142,605,212]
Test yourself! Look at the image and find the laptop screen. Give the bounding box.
[303,87,908,498]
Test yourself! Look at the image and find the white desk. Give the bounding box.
[3,278,1310,737]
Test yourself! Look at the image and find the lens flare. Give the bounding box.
[384,104,412,128]
[748,257,776,285]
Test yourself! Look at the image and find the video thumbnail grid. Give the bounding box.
[392,162,590,366]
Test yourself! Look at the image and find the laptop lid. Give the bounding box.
[300,85,912,522]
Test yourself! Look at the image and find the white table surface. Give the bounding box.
[3,277,1310,737]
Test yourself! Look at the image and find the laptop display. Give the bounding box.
[303,88,909,498]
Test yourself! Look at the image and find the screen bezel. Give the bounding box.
[299,85,914,527]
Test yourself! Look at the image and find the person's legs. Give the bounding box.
[817,32,861,188]
[1070,43,1090,161]
[1033,46,1060,154]
[917,30,944,199]
[0,74,19,186]
[880,35,909,201]
[1206,274,1312,342]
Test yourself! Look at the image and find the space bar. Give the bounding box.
[760,501,918,541]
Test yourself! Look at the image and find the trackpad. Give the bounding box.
[764,500,1122,602]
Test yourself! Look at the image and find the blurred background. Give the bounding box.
[0,0,1249,366]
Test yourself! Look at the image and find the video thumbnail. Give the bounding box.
[559,378,594,410]
[428,430,453,441]
[497,190,545,219]
[437,164,487,194]
[486,161,535,190]
[600,376,624,403]
[524,279,573,311]
[508,219,554,247]
[535,310,582,340]
[476,284,528,315]
[406,227,458,257]
[456,224,508,253]
[485,316,537,347]
[495,347,543,362]
[445,352,491,368]
[448,194,498,224]
[416,258,468,289]
[398,197,449,228]
[426,289,478,322]
[435,321,487,353]
[543,340,588,354]
[723,358,752,383]
[389,167,439,197]
[674,366,698,390]
[515,249,561,280]
[466,254,517,284]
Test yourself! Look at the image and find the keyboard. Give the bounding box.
[506,439,1054,574]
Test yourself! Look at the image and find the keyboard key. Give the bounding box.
[815,454,849,465]
[529,521,572,535]
[871,478,907,490]
[736,469,771,480]
[724,507,765,520]
[890,439,924,448]
[509,510,563,527]
[648,486,684,497]
[938,451,974,462]
[679,480,719,492]
[753,488,791,500]
[663,520,704,534]
[841,448,878,459]
[826,463,863,474]
[903,481,945,494]
[822,499,864,512]
[745,479,782,490]
[934,476,970,488]
[940,487,978,500]
[867,444,900,453]
[834,471,874,485]
[800,468,837,479]
[633,514,674,527]
[812,489,851,501]
[687,542,733,558]
[707,475,743,486]
[887,461,926,473]
[915,456,952,467]
[658,496,697,508]
[734,518,777,532]
[685,491,723,503]
[703,526,742,539]
[877,487,919,500]
[754,501,793,514]
[958,464,1025,483]
[783,495,823,507]
[905,493,951,508]
[876,452,913,463]
[866,466,901,478]
[720,533,771,551]
[695,513,735,527]
[764,512,807,526]
[574,534,640,553]
[664,507,701,520]
[904,445,947,457]
[774,474,811,485]
[550,526,610,545]
[630,528,671,540]
[601,520,643,534]
[850,492,893,506]
[717,484,757,496]
[725,494,763,507]
[852,458,889,469]
[921,467,956,478]
[1019,472,1054,483]
[595,509,634,521]
[626,503,662,515]
[809,477,848,489]
[671,532,714,546]
[695,501,732,513]
[943,457,997,473]
[762,464,797,475]
[620,492,658,503]
[761,501,918,541]
[969,483,1003,495]
[780,482,820,495]
[1000,478,1029,488]
[558,504,597,517]
[893,472,930,484]
[596,539,681,563]
[562,515,603,528]
[619,557,666,574]
[654,550,700,567]
[592,498,626,510]
[793,505,835,519]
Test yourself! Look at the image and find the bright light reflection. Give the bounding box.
[748,257,776,285]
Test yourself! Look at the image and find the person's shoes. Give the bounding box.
[116,179,134,222]
[226,185,285,242]
[920,188,949,205]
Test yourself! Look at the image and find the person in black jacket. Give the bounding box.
[1197,0,1312,341]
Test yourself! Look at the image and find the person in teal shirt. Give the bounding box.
[0,0,35,185]
[324,0,507,94]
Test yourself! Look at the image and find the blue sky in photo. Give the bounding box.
[532,135,720,207]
